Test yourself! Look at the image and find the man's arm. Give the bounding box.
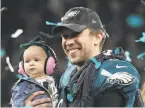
[94,88,126,107]
[93,59,141,107]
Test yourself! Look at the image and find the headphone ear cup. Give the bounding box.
[45,56,56,75]
[18,62,25,75]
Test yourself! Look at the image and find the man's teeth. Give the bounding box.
[69,49,79,53]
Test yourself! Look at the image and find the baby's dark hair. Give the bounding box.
[20,36,51,58]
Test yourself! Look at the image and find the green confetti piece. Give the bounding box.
[125,51,132,62]
[135,32,145,43]
[137,52,145,60]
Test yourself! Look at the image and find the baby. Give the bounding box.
[10,37,58,107]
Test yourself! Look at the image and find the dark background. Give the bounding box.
[1,0,145,107]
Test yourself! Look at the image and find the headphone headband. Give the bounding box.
[46,45,57,62]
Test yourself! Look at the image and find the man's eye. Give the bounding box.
[61,32,80,39]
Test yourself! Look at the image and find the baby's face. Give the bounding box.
[23,45,47,78]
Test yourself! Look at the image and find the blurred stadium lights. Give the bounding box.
[126,14,144,28]
[11,29,23,38]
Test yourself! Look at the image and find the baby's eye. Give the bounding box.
[35,59,39,62]
[25,60,29,63]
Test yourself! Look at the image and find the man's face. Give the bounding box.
[23,45,47,78]
[61,29,99,65]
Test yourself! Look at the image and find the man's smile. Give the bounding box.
[68,48,80,55]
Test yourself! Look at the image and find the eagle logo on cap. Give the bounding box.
[62,11,80,21]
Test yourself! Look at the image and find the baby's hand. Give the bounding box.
[24,91,52,108]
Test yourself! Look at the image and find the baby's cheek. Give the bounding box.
[24,67,28,73]
[24,66,29,74]
[41,63,45,70]
[23,64,27,70]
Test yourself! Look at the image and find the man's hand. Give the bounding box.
[24,91,52,107]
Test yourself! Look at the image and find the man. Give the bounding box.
[24,7,144,107]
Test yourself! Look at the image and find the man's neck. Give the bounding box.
[76,51,101,70]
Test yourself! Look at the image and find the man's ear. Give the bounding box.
[93,32,104,46]
[97,32,104,40]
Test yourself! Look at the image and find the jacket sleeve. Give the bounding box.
[10,80,26,107]
[94,59,141,107]
[94,88,125,107]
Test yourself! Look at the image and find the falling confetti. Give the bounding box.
[1,7,8,12]
[46,21,61,26]
[137,52,145,60]
[6,56,14,72]
[135,32,145,43]
[0,48,6,57]
[125,51,132,62]
[11,29,23,38]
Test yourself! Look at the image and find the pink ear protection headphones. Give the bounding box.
[18,45,57,76]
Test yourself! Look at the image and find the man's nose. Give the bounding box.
[65,38,75,46]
